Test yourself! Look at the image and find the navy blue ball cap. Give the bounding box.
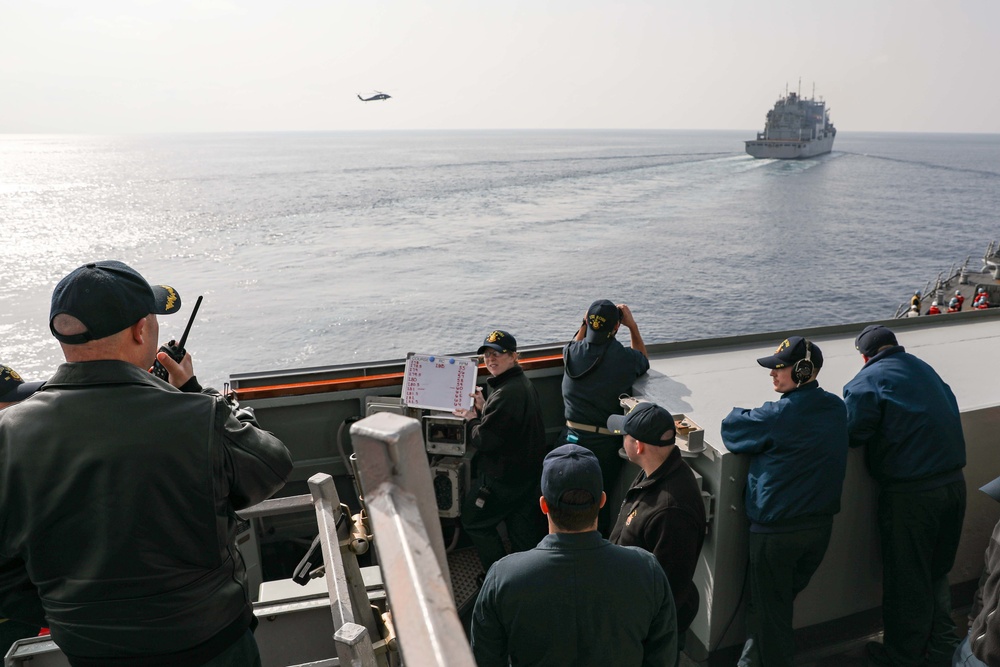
[607,401,676,445]
[542,444,603,509]
[478,330,517,354]
[855,325,898,357]
[585,299,620,344]
[0,365,44,403]
[756,336,823,370]
[49,260,181,345]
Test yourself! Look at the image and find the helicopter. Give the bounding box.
[358,91,391,102]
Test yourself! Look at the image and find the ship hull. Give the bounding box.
[745,134,835,159]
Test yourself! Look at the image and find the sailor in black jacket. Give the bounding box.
[0,261,292,667]
[608,401,706,646]
[456,330,547,573]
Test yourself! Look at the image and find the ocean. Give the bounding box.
[3,130,999,389]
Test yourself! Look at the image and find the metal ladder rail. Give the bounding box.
[350,412,476,667]
[240,481,392,667]
[307,472,387,667]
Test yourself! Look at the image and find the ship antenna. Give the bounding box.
[798,77,801,97]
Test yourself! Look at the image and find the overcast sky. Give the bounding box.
[3,0,998,134]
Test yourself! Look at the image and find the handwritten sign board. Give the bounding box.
[402,353,479,412]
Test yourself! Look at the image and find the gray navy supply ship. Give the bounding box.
[745,87,836,159]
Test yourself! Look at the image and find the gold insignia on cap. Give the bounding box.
[588,314,606,330]
[486,330,504,343]
[775,339,791,354]
[1,366,22,382]
[162,286,178,311]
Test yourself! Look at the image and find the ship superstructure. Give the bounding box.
[745,87,836,159]
[8,313,1000,666]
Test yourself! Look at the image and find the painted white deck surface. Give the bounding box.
[635,312,1000,454]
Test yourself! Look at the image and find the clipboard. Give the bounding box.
[402,353,479,412]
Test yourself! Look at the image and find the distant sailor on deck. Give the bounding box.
[560,299,649,534]
[844,325,966,667]
[955,290,965,310]
[721,336,848,667]
[928,301,942,315]
[455,330,547,575]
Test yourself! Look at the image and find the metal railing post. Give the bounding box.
[351,412,476,667]
[334,622,379,667]
[308,473,383,664]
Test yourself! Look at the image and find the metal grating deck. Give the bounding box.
[448,546,484,610]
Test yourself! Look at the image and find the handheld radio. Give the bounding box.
[151,295,203,381]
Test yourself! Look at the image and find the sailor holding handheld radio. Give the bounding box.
[0,260,291,665]
[454,330,547,575]
[150,294,203,387]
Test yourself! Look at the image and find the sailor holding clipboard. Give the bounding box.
[454,330,547,575]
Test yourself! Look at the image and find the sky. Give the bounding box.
[2,0,999,134]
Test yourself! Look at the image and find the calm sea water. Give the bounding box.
[3,130,999,388]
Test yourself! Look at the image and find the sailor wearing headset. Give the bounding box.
[720,336,849,667]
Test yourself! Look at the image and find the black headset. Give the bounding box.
[792,340,815,385]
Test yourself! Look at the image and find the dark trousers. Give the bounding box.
[461,473,541,572]
[64,629,261,667]
[201,630,261,667]
[738,524,832,667]
[197,630,261,667]
[558,428,623,537]
[877,481,966,667]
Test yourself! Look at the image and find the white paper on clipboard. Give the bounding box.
[402,353,479,412]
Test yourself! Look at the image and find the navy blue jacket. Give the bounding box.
[562,338,649,426]
[721,381,848,529]
[842,346,965,486]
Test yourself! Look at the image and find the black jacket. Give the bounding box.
[468,365,546,481]
[0,360,292,665]
[610,447,707,633]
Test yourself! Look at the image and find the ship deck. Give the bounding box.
[909,266,1000,317]
[11,312,997,666]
